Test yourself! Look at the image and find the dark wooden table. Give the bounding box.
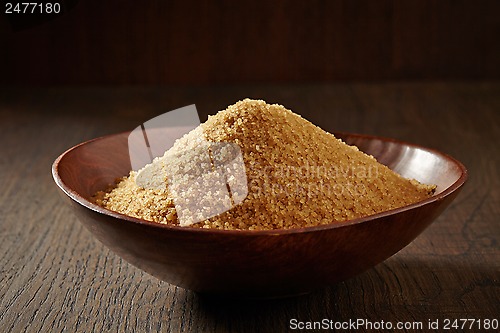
[1,82,498,332]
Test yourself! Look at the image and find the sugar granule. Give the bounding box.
[93,99,435,230]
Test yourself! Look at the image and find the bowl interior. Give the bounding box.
[55,131,466,218]
[340,134,465,195]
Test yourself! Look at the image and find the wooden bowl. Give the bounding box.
[52,131,467,298]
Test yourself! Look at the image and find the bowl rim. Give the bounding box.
[52,131,468,236]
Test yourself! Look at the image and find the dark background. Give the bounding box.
[1,0,499,85]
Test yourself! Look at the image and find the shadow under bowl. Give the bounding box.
[52,131,467,298]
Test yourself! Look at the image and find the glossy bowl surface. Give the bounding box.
[52,131,467,298]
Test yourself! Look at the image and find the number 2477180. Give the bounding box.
[5,2,61,14]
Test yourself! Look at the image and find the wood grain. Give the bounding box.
[0,0,499,85]
[0,83,499,332]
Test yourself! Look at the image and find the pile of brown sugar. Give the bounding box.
[93,99,435,230]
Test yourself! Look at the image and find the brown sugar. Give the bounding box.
[93,99,435,230]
